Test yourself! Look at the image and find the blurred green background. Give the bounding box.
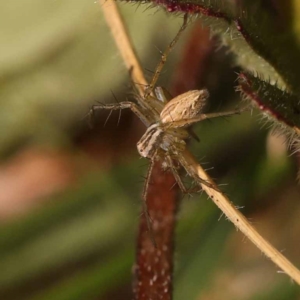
[0,1,299,299]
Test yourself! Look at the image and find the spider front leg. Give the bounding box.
[143,14,189,100]
[88,101,152,127]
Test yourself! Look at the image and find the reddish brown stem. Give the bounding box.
[133,161,178,300]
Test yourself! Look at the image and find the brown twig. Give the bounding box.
[99,0,300,287]
[134,160,177,300]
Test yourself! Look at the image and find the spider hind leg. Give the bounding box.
[165,154,201,195]
[142,158,158,247]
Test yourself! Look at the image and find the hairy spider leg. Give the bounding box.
[143,13,189,100]
[141,147,197,246]
[89,101,153,127]
[176,153,217,190]
[165,154,188,193]
[166,154,205,194]
[142,157,157,247]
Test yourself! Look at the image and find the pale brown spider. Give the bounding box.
[89,14,242,243]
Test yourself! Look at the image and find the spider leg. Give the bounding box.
[166,154,203,194]
[187,128,200,142]
[87,101,152,127]
[142,158,157,247]
[165,154,188,193]
[104,108,114,127]
[177,154,218,190]
[162,107,244,129]
[144,14,189,99]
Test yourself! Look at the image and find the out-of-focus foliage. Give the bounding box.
[0,1,299,300]
[0,1,181,156]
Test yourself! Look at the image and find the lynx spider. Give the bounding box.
[89,14,242,241]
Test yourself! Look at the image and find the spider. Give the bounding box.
[88,14,243,242]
